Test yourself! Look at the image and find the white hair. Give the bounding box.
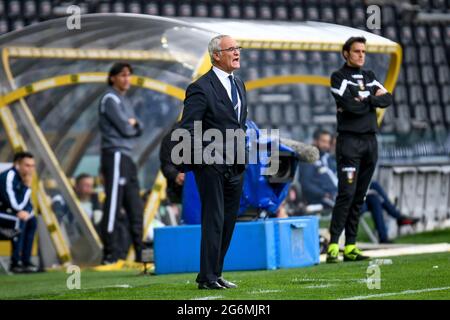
[208,34,231,64]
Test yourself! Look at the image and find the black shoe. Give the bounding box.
[217,277,238,289]
[101,259,118,265]
[23,262,39,273]
[9,262,23,274]
[198,281,226,290]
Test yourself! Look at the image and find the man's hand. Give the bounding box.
[17,211,30,221]
[22,174,33,187]
[128,118,137,126]
[375,88,387,96]
[175,173,185,186]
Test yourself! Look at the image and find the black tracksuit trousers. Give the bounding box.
[101,150,143,262]
[329,133,378,245]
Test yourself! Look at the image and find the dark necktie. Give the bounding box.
[228,75,239,120]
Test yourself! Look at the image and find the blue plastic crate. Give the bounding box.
[273,216,320,268]
[154,221,277,275]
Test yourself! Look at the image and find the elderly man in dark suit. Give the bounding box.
[178,35,248,290]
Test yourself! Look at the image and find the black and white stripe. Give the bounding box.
[107,151,121,233]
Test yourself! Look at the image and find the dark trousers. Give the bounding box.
[193,165,244,283]
[12,216,37,265]
[361,181,402,242]
[329,133,378,245]
[101,151,143,262]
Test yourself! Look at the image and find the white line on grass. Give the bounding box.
[191,296,223,300]
[248,289,283,294]
[103,284,132,289]
[340,286,450,300]
[304,284,333,289]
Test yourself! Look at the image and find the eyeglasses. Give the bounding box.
[216,46,243,53]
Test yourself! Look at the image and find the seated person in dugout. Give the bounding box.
[0,152,38,273]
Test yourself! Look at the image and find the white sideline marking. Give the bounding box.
[292,277,345,282]
[191,296,223,300]
[104,284,132,289]
[363,243,450,258]
[340,286,450,300]
[248,289,283,294]
[304,284,332,289]
[320,243,450,263]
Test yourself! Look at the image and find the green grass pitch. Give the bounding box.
[1,252,449,300]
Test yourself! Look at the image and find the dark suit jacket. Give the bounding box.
[178,68,248,174]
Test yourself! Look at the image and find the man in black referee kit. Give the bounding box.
[327,37,392,263]
[99,62,144,264]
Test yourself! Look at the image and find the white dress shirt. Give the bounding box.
[212,66,242,121]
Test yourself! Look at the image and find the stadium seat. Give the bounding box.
[419,46,432,65]
[274,4,288,20]
[12,19,24,31]
[396,104,412,134]
[429,104,444,124]
[284,104,298,125]
[429,25,443,45]
[380,107,395,133]
[444,105,450,125]
[335,7,350,25]
[112,1,126,14]
[144,2,160,16]
[291,5,305,21]
[441,85,450,104]
[394,84,407,104]
[382,5,396,26]
[243,3,257,19]
[38,0,52,18]
[0,19,7,34]
[421,65,436,85]
[161,2,176,16]
[269,105,283,125]
[128,1,142,14]
[408,85,425,105]
[320,6,335,23]
[383,26,398,42]
[280,50,292,64]
[298,106,312,125]
[259,3,273,20]
[291,125,305,141]
[254,104,268,125]
[305,6,320,21]
[425,85,441,105]
[443,25,450,46]
[413,104,429,123]
[177,2,192,16]
[212,2,227,18]
[400,26,414,45]
[228,2,241,19]
[433,46,448,65]
[351,7,366,27]
[403,45,417,64]
[437,66,450,85]
[96,1,110,13]
[23,0,37,18]
[406,65,420,85]
[312,86,328,106]
[7,0,20,18]
[415,26,429,45]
